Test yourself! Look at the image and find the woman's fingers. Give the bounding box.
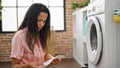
[39,65,45,68]
[51,58,61,64]
[52,55,65,64]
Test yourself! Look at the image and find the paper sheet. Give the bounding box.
[43,57,57,66]
[42,55,65,66]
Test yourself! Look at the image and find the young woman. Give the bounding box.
[11,3,61,68]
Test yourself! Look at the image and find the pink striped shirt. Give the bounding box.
[11,27,45,65]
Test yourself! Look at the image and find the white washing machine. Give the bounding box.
[72,7,88,67]
[87,0,120,68]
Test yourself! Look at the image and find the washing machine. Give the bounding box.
[87,0,120,68]
[72,7,88,67]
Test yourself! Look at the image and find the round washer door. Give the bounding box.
[87,16,103,65]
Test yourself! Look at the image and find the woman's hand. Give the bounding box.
[51,57,61,64]
[44,53,65,65]
[28,62,39,68]
[28,62,45,68]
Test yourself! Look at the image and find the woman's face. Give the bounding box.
[37,12,48,31]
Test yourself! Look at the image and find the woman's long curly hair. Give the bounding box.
[18,3,50,53]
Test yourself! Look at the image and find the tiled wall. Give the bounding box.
[0,0,83,61]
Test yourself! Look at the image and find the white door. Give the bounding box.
[87,16,103,65]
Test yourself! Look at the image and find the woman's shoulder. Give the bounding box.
[14,29,24,36]
[13,28,27,38]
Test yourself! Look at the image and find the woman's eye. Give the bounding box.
[37,20,42,22]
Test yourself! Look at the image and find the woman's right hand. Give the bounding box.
[12,58,44,68]
[28,62,45,68]
[28,62,39,68]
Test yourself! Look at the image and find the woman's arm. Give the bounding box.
[12,58,39,68]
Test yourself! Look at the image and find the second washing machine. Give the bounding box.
[87,0,120,68]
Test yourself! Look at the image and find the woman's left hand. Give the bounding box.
[51,57,61,64]
[45,54,65,65]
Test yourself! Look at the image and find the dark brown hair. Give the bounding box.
[18,3,50,53]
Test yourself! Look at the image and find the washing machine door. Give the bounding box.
[87,16,103,65]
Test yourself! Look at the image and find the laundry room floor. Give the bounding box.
[0,58,82,68]
[47,58,82,68]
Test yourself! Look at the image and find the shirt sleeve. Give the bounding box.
[11,33,24,60]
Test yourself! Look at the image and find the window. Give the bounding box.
[0,0,2,32]
[1,0,65,32]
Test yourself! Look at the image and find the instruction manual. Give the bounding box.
[43,55,65,66]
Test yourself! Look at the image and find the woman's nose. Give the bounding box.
[40,21,44,26]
